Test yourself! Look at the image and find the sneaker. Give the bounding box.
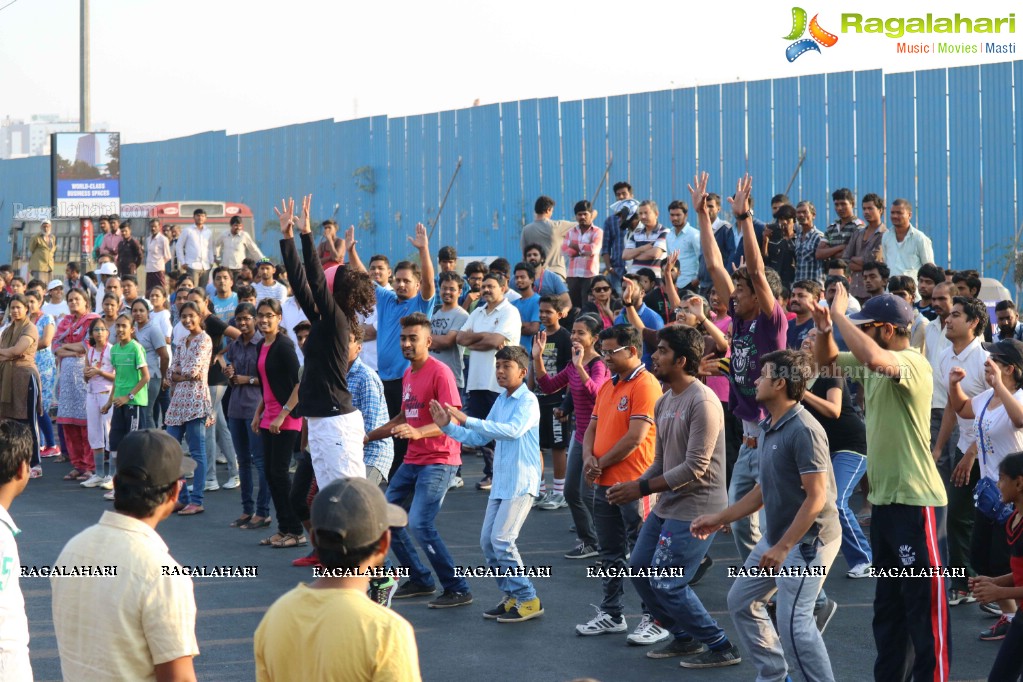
[204,480,220,492]
[948,589,977,606]
[369,577,399,609]
[646,638,708,659]
[627,614,671,645]
[393,581,437,600]
[980,601,1003,617]
[814,599,838,634]
[222,476,241,490]
[497,597,544,622]
[847,563,873,579]
[291,551,321,568]
[98,475,114,490]
[564,543,599,560]
[483,596,517,620]
[428,590,473,609]
[538,492,568,510]
[532,491,550,508]
[40,445,61,458]
[448,475,464,490]
[678,643,743,669]
[476,477,492,491]
[216,455,227,464]
[103,490,115,501]
[575,606,627,636]
[689,555,714,586]
[80,474,105,488]
[980,615,1012,641]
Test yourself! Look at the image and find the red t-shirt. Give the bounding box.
[403,356,462,466]
[1008,510,1023,602]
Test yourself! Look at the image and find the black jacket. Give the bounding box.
[255,332,300,409]
[280,232,354,418]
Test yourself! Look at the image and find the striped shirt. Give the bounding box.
[794,227,825,284]
[562,225,603,278]
[348,358,394,479]
[536,356,610,442]
[625,225,669,275]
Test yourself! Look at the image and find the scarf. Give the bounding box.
[54,312,98,350]
[0,318,34,407]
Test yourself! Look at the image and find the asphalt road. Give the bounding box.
[19,454,998,682]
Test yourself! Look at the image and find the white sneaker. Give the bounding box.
[847,562,872,579]
[575,606,627,636]
[204,480,220,492]
[222,476,240,490]
[533,491,550,508]
[448,475,464,490]
[538,492,568,510]
[627,614,671,646]
[80,474,105,488]
[215,455,227,464]
[103,490,115,500]
[99,475,114,490]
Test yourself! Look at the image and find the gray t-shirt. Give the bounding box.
[644,381,727,521]
[758,404,840,546]
[134,320,168,379]
[520,219,575,279]
[430,306,469,389]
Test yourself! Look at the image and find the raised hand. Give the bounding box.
[300,194,313,234]
[830,280,849,317]
[811,301,832,330]
[532,330,547,359]
[621,277,639,305]
[344,225,357,251]
[688,172,709,213]
[274,197,296,238]
[663,249,680,278]
[429,399,451,427]
[409,222,429,250]
[948,366,967,386]
[984,357,1006,392]
[571,341,585,368]
[727,174,753,217]
[444,403,469,425]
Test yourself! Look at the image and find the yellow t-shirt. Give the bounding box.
[255,584,421,682]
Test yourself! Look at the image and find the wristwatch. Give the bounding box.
[281,404,292,413]
[127,392,135,402]
[248,376,257,386]
[735,209,754,221]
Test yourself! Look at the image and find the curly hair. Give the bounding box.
[333,266,376,326]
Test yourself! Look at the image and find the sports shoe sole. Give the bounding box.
[428,597,474,609]
[627,631,671,646]
[497,608,544,623]
[564,549,599,560]
[646,642,708,659]
[393,588,437,600]
[679,656,743,669]
[576,624,627,636]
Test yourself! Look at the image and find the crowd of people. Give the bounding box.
[1,175,1022,681]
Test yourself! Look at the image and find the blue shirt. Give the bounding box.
[442,383,541,500]
[212,293,238,322]
[512,294,541,349]
[533,269,568,298]
[374,284,436,381]
[615,303,664,369]
[603,214,625,274]
[348,357,395,478]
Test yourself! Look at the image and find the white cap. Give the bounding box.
[46,279,63,291]
[96,262,118,276]
[40,219,52,226]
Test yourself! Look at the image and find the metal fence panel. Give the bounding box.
[981,62,1017,280]
[948,65,982,274]
[855,70,885,200]
[916,69,949,266]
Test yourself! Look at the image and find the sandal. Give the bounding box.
[30,466,43,479]
[229,514,253,528]
[63,468,83,481]
[240,516,271,530]
[260,532,286,547]
[53,455,68,463]
[177,504,205,515]
[272,533,308,549]
[76,471,95,481]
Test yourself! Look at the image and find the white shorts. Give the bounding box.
[86,392,112,451]
[307,410,365,487]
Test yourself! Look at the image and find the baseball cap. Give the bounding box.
[610,198,640,221]
[116,429,196,488]
[40,219,52,226]
[311,478,407,553]
[847,293,914,329]
[96,262,118,276]
[256,257,274,267]
[46,279,63,291]
[983,339,1023,373]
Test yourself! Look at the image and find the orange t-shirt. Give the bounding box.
[591,365,660,486]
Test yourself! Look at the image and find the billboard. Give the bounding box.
[51,132,120,217]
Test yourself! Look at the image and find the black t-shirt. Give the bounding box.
[204,314,229,385]
[802,376,867,455]
[764,235,796,288]
[786,317,814,350]
[643,288,675,325]
[535,326,572,406]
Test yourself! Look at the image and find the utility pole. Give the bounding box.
[80,0,90,131]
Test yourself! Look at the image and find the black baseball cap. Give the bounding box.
[116,429,196,487]
[848,293,914,329]
[983,339,1023,373]
[311,478,407,553]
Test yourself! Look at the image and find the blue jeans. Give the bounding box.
[228,417,269,518]
[465,390,499,478]
[565,436,598,548]
[592,484,643,618]
[728,536,841,682]
[832,450,872,568]
[629,514,725,644]
[728,421,765,561]
[481,495,536,601]
[386,463,469,594]
[168,418,206,507]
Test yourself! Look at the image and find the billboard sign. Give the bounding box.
[51,132,120,217]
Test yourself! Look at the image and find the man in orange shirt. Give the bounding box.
[576,324,668,646]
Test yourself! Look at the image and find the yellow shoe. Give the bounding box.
[483,596,516,619]
[497,597,544,623]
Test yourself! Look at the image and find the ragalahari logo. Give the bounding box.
[784,7,839,61]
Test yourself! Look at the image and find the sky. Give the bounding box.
[0,0,1018,144]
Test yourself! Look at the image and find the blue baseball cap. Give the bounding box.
[847,293,914,329]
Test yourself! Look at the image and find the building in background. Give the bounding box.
[0,115,108,159]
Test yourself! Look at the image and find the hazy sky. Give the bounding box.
[0,0,1016,144]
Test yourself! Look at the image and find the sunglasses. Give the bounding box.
[600,346,630,358]
[591,286,611,293]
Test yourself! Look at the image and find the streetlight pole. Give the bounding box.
[80,0,90,131]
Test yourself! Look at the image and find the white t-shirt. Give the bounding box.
[42,300,70,322]
[281,297,309,366]
[358,285,390,372]
[461,298,521,393]
[972,387,1023,480]
[0,506,31,681]
[253,281,287,303]
[939,337,989,452]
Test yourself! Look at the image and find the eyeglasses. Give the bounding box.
[592,286,611,293]
[600,346,629,358]
[256,313,278,320]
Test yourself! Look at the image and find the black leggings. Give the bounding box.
[259,428,302,535]
[289,450,316,523]
[16,375,41,467]
[989,611,1023,681]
